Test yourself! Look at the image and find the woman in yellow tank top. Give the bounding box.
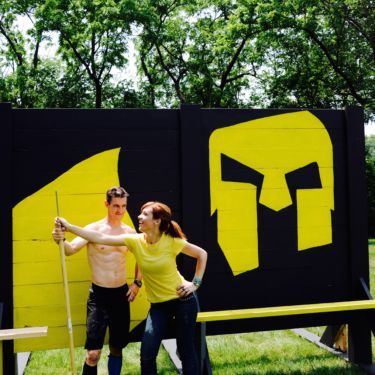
[55,201,207,375]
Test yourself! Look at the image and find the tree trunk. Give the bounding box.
[95,81,102,108]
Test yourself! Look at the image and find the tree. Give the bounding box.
[256,0,375,118]
[137,0,266,108]
[37,0,138,108]
[1,0,374,119]
[0,0,62,107]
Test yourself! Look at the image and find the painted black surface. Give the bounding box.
[0,103,15,375]
[2,104,371,366]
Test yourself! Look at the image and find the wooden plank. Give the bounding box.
[0,327,47,341]
[14,302,147,327]
[13,277,140,308]
[13,282,90,308]
[14,305,86,327]
[197,300,375,322]
[13,259,91,285]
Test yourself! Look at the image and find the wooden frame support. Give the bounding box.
[196,322,212,375]
[345,106,371,364]
[197,299,375,372]
[320,325,342,348]
[0,304,3,375]
[321,278,375,349]
[197,300,375,322]
[0,327,48,341]
[0,326,47,375]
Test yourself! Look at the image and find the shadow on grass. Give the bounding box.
[210,352,365,375]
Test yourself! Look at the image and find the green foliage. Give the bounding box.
[253,0,375,117]
[1,0,374,114]
[1,0,374,227]
[136,0,265,108]
[35,0,139,107]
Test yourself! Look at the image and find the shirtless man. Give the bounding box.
[52,186,142,375]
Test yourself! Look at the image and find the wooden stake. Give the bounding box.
[334,324,348,353]
[55,191,76,375]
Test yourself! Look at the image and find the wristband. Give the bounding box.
[192,276,202,288]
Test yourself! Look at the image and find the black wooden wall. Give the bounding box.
[0,104,370,372]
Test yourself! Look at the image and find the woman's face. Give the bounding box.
[138,207,157,232]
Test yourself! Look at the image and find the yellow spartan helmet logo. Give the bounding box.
[209,111,334,276]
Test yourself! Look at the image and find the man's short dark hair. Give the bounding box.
[106,186,129,203]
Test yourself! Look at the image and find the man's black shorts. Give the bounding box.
[85,283,130,350]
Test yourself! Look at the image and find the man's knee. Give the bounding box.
[86,349,101,366]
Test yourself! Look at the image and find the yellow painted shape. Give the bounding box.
[14,283,90,308]
[13,148,150,352]
[15,326,86,352]
[14,305,87,327]
[297,189,332,249]
[197,300,375,322]
[209,111,334,275]
[13,259,91,285]
[13,240,62,263]
[217,187,258,274]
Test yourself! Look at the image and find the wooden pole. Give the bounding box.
[55,191,76,375]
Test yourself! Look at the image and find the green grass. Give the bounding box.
[24,241,375,374]
[24,343,176,374]
[25,331,365,375]
[206,331,364,375]
[369,240,375,291]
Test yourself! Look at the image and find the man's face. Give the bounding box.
[209,111,334,275]
[106,196,127,219]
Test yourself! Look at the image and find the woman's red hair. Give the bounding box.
[141,201,186,239]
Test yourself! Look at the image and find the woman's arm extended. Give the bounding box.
[56,217,126,246]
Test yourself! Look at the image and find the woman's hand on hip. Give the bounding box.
[176,281,196,297]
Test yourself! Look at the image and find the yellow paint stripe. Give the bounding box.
[197,300,375,322]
